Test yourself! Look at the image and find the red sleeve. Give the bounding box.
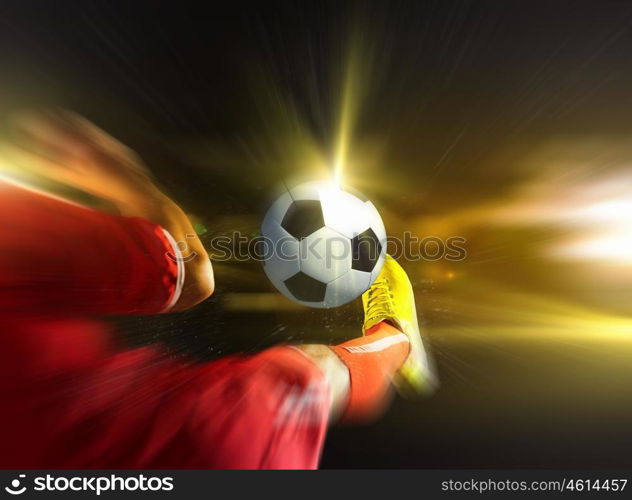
[0,181,329,469]
[182,346,331,469]
[0,181,182,316]
[0,318,330,469]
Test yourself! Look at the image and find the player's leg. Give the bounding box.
[0,313,334,469]
[188,256,437,467]
[156,322,411,467]
[296,321,420,424]
[0,256,429,469]
[361,254,437,397]
[306,254,437,423]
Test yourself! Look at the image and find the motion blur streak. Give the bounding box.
[332,24,367,188]
[1,2,631,351]
[2,0,632,468]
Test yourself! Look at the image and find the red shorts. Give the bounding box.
[0,182,330,469]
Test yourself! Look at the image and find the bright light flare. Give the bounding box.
[552,234,632,263]
[331,24,371,193]
[548,195,632,265]
[436,169,632,268]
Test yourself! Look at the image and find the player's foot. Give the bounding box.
[362,255,437,396]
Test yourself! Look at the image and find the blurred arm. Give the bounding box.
[3,111,214,310]
[122,191,214,311]
[0,181,184,315]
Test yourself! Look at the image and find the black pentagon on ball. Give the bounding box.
[284,271,327,302]
[281,200,324,240]
[351,228,382,272]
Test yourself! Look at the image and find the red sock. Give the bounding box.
[331,321,410,422]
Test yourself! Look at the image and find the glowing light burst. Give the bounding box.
[555,234,632,263]
[331,24,371,189]
[549,196,632,265]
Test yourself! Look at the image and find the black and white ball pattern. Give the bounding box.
[261,181,386,308]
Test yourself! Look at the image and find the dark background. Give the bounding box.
[2,0,632,468]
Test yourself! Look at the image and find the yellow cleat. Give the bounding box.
[362,255,437,396]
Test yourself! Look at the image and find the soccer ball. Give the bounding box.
[261,181,386,308]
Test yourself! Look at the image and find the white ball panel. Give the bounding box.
[261,216,300,281]
[293,297,328,309]
[321,189,371,238]
[324,269,372,307]
[263,253,300,283]
[299,226,351,283]
[365,201,387,242]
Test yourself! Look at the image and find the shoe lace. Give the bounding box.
[365,277,395,322]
